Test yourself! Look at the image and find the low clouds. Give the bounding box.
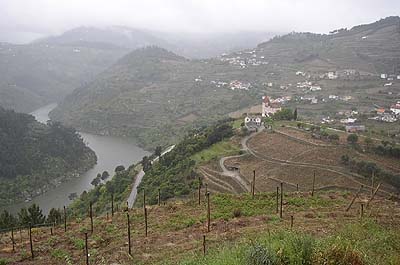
[1,0,399,42]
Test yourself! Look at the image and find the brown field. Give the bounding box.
[203,128,400,196]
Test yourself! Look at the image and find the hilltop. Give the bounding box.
[0,107,96,206]
[51,17,400,150]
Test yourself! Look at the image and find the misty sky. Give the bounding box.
[1,0,399,43]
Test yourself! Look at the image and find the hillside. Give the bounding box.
[0,42,127,113]
[50,46,258,149]
[0,107,96,206]
[51,17,400,150]
[1,116,399,264]
[257,16,400,73]
[0,190,399,264]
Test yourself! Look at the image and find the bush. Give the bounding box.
[247,244,277,265]
[233,209,242,218]
[347,134,358,145]
[314,244,365,265]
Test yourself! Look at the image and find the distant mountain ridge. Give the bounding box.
[0,41,127,112]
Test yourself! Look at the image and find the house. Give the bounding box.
[390,102,400,115]
[376,108,386,115]
[397,75,400,80]
[381,74,388,79]
[309,85,322,91]
[345,125,366,133]
[262,96,281,117]
[327,72,338,79]
[329,95,339,100]
[340,118,357,124]
[244,116,262,131]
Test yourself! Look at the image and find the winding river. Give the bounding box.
[4,103,150,214]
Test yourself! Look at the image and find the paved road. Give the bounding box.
[127,145,175,207]
[217,127,265,192]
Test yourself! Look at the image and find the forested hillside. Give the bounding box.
[0,107,96,205]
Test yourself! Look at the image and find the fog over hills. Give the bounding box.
[51,17,400,149]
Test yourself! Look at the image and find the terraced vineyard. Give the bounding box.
[1,190,399,264]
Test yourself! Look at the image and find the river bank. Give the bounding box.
[3,103,149,214]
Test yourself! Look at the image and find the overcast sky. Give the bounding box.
[1,0,399,43]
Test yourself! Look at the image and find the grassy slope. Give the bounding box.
[1,191,399,264]
[191,140,241,164]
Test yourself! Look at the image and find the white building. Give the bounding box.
[244,116,262,131]
[381,74,388,79]
[390,102,400,115]
[327,72,338,79]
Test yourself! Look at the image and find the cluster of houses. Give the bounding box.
[380,73,400,87]
[229,80,251,90]
[220,50,269,68]
[369,101,400,123]
[296,80,322,91]
[296,69,362,81]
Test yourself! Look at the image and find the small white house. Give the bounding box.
[244,116,262,131]
[390,102,400,115]
[381,74,388,79]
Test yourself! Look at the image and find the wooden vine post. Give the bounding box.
[11,227,15,252]
[144,207,148,237]
[203,235,206,255]
[252,170,256,198]
[312,171,316,197]
[206,192,211,232]
[127,213,132,255]
[63,206,67,232]
[29,223,34,259]
[198,177,201,205]
[158,188,161,206]
[276,187,279,214]
[84,232,89,265]
[280,182,283,219]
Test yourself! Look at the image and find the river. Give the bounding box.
[5,103,150,214]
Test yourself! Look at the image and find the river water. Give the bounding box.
[4,103,150,214]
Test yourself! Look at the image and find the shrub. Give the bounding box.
[314,244,365,265]
[233,208,242,218]
[347,134,358,145]
[247,244,277,265]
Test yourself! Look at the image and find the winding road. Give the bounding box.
[127,145,175,207]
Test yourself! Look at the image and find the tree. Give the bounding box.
[18,204,45,226]
[364,137,373,149]
[328,134,339,142]
[293,108,298,121]
[347,134,359,145]
[47,208,62,224]
[91,176,100,187]
[27,204,45,225]
[155,146,162,157]
[0,210,16,229]
[115,165,125,172]
[272,108,294,121]
[101,171,110,180]
[141,156,152,172]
